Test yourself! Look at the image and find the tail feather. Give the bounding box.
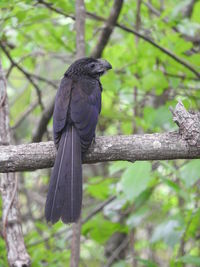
[45,125,82,224]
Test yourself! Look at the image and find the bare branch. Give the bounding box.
[37,0,75,20]
[0,132,199,171]
[115,23,200,78]
[12,100,39,130]
[30,73,58,88]
[27,196,116,248]
[35,1,200,78]
[75,0,85,59]
[0,61,30,266]
[91,0,124,58]
[71,220,81,267]
[170,101,200,147]
[144,0,200,44]
[0,42,44,109]
[105,237,129,267]
[32,98,55,142]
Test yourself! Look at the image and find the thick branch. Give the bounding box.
[0,102,199,173]
[0,61,30,266]
[75,0,85,59]
[0,131,199,173]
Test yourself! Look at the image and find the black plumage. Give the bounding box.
[45,57,112,224]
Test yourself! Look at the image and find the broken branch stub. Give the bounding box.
[170,101,200,147]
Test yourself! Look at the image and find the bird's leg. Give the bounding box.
[92,134,96,145]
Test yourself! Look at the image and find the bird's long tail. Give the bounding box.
[45,125,82,224]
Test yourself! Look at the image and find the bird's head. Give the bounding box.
[65,57,112,79]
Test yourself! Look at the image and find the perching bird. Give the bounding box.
[45,57,112,224]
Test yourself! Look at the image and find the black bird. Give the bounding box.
[45,57,112,224]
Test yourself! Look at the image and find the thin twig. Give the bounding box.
[37,0,75,20]
[105,237,129,267]
[12,100,39,130]
[37,0,200,78]
[27,196,116,248]
[0,42,44,109]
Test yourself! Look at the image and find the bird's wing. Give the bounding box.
[53,76,72,146]
[71,78,102,152]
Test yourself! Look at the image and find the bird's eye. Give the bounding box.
[90,63,95,68]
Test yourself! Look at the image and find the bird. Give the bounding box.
[45,57,112,224]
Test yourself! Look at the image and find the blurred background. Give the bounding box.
[0,0,200,266]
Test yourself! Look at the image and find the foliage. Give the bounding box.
[0,0,200,266]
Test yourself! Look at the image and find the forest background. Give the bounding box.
[0,0,200,266]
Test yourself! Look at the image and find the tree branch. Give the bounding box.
[0,42,44,109]
[91,0,124,58]
[75,0,85,59]
[37,0,75,20]
[36,0,200,78]
[12,100,39,130]
[1,124,200,173]
[32,98,55,142]
[1,100,199,173]
[0,102,200,172]
[0,61,30,266]
[115,23,200,78]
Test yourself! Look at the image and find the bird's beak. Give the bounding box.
[97,59,112,70]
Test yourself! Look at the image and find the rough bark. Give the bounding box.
[0,61,30,266]
[170,101,200,147]
[0,103,200,173]
[75,0,85,59]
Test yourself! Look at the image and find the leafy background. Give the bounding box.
[0,0,200,266]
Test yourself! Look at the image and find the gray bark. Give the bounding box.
[0,131,200,173]
[0,61,30,266]
[0,102,199,174]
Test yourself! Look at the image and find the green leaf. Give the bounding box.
[82,215,127,244]
[136,257,158,267]
[151,220,182,247]
[134,187,154,210]
[141,70,168,92]
[126,207,148,229]
[192,1,200,23]
[86,176,114,200]
[109,161,133,175]
[177,255,200,266]
[112,261,128,267]
[180,160,200,187]
[120,162,152,201]
[143,105,173,131]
